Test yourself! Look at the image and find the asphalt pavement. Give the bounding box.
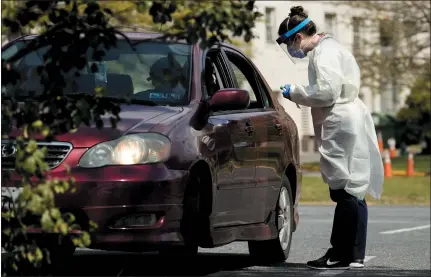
[3,205,430,276]
[202,205,431,277]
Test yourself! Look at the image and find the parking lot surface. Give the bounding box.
[3,205,430,276]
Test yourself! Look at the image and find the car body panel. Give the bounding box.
[251,110,287,223]
[208,113,257,227]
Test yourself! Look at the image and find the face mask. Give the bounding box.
[287,47,306,59]
[287,35,316,59]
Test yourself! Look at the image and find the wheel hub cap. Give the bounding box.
[277,187,291,250]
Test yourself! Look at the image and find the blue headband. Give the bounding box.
[283,18,311,38]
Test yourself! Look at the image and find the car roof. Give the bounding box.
[6,31,238,49]
[7,31,176,42]
[3,31,247,62]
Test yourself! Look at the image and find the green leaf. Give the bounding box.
[59,222,68,234]
[41,211,54,230]
[50,208,61,220]
[2,228,11,236]
[27,252,35,262]
[41,127,50,137]
[23,157,37,173]
[22,185,32,200]
[26,141,38,153]
[95,86,105,97]
[32,120,43,129]
[35,247,44,261]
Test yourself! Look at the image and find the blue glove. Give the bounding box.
[280,84,291,98]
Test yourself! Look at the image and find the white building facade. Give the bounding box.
[248,1,407,160]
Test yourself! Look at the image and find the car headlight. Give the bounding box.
[78,133,171,168]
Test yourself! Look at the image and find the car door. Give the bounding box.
[223,47,287,223]
[203,49,258,227]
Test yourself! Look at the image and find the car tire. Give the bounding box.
[37,236,76,267]
[160,170,211,258]
[248,175,294,264]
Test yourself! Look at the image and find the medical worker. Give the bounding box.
[276,6,384,270]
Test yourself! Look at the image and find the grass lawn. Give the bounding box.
[390,155,430,173]
[300,176,430,205]
[301,155,430,174]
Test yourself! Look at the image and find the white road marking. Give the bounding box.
[301,219,426,224]
[317,270,347,276]
[380,224,431,234]
[364,255,376,263]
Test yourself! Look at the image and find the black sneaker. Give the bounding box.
[306,249,350,270]
[349,259,365,268]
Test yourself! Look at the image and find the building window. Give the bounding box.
[301,107,311,134]
[324,13,337,37]
[302,137,309,152]
[352,17,363,55]
[265,7,276,43]
[379,19,393,47]
[403,20,416,39]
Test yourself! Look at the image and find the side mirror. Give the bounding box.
[208,88,250,111]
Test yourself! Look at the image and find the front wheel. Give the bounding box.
[159,170,210,258]
[35,235,76,273]
[248,176,294,264]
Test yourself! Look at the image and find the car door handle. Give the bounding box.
[245,126,254,133]
[245,122,254,134]
[275,123,283,135]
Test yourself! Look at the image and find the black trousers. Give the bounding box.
[329,188,368,262]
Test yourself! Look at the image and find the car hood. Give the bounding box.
[7,105,184,148]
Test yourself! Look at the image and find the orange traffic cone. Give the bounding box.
[384,150,392,178]
[388,138,397,158]
[390,147,397,158]
[378,132,384,153]
[406,152,414,177]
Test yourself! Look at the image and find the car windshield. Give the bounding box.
[1,39,192,106]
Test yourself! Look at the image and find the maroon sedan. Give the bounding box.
[1,32,302,262]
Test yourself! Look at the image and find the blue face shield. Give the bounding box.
[276,18,311,64]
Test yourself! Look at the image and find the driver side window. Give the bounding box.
[228,62,257,102]
[225,52,264,109]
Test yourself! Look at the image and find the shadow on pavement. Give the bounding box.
[53,251,254,276]
[4,250,430,277]
[54,250,431,277]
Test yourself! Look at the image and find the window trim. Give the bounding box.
[204,45,276,116]
[201,48,227,100]
[222,48,263,107]
[252,65,275,110]
[221,46,275,110]
[212,107,274,116]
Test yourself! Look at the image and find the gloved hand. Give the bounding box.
[280,84,291,98]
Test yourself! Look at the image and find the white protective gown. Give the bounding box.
[289,35,384,200]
